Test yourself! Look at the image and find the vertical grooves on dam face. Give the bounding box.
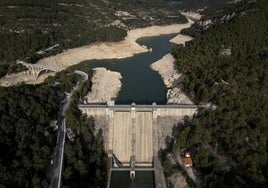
[112,112,132,166]
[135,112,153,166]
[111,111,153,166]
[80,105,198,168]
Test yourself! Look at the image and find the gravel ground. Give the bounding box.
[85,67,122,103]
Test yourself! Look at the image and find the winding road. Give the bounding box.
[50,70,88,188]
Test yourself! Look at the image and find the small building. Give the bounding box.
[131,102,136,110]
[183,152,193,167]
[183,157,193,167]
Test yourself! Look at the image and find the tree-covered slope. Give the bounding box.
[43,71,108,187]
[0,70,108,187]
[0,0,186,78]
[63,91,108,187]
[0,84,60,187]
[166,0,231,10]
[0,0,126,65]
[169,0,267,186]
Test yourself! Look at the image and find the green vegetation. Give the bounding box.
[0,84,60,187]
[0,0,126,64]
[161,153,195,187]
[181,0,252,38]
[45,70,83,93]
[166,0,230,10]
[112,0,187,27]
[0,62,27,78]
[62,77,108,187]
[167,0,268,186]
[0,0,186,78]
[0,69,107,187]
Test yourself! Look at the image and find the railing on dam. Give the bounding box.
[110,168,155,171]
[78,103,209,110]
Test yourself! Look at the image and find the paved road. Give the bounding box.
[50,99,68,187]
[50,70,88,188]
[154,156,167,188]
[173,151,201,188]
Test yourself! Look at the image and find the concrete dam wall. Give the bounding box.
[79,104,198,167]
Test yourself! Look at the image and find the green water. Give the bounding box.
[110,171,155,188]
[72,34,177,104]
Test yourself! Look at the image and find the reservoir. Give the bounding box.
[72,34,177,104]
[72,34,178,187]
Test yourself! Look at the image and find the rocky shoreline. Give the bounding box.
[0,17,195,87]
[169,34,193,46]
[0,12,201,90]
[84,67,122,103]
[151,54,192,104]
[37,19,194,69]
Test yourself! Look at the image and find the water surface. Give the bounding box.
[110,171,155,188]
[72,34,177,104]
[72,34,178,186]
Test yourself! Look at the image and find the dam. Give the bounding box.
[79,102,202,168]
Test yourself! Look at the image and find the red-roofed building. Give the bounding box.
[183,157,193,167]
[183,152,193,167]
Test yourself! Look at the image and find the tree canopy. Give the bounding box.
[0,0,187,78]
[0,84,60,187]
[62,81,108,187]
[169,0,268,186]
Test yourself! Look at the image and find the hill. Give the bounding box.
[164,0,268,187]
[0,0,187,78]
[166,0,231,10]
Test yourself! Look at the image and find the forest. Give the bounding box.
[0,84,60,187]
[47,70,108,187]
[0,69,108,187]
[0,0,233,79]
[165,0,267,187]
[62,86,108,187]
[3,0,266,187]
[0,0,127,72]
[165,0,230,10]
[0,0,187,79]
[48,70,108,187]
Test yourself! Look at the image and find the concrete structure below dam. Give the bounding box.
[79,102,203,168]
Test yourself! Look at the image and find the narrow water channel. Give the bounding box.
[72,34,177,104]
[110,171,155,188]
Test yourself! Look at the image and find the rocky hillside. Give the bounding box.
[181,0,252,37]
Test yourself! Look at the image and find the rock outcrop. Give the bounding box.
[151,54,192,104]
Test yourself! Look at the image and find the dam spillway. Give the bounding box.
[79,102,201,167]
[109,111,154,166]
